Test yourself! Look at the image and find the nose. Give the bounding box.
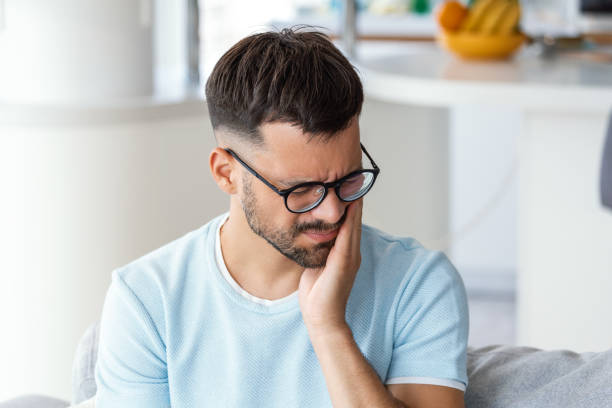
[309,188,347,225]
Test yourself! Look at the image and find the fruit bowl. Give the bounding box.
[437,30,527,60]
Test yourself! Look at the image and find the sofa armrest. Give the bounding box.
[465,344,612,408]
[0,395,69,408]
[71,323,100,405]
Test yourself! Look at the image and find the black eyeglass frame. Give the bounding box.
[224,143,380,214]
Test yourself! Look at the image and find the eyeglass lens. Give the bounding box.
[286,172,374,212]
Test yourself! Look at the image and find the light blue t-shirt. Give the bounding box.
[95,213,469,407]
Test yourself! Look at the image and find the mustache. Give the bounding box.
[293,210,347,235]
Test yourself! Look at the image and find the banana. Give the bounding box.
[480,0,512,34]
[459,0,498,31]
[495,0,521,35]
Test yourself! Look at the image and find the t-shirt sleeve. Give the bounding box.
[385,251,469,391]
[94,270,171,407]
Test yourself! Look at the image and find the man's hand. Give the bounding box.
[298,199,363,334]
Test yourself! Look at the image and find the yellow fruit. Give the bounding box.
[480,0,512,34]
[496,0,521,34]
[460,0,497,31]
[436,1,469,32]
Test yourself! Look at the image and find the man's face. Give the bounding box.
[237,119,362,268]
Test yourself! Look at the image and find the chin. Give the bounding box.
[295,243,333,268]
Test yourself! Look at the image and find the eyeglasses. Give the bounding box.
[224,143,380,213]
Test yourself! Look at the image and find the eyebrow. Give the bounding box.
[278,178,310,188]
[279,162,365,188]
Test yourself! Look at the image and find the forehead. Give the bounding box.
[256,120,362,182]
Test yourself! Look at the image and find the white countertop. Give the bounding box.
[355,42,612,113]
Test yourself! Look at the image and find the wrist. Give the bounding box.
[306,321,353,345]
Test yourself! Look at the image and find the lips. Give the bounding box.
[303,229,339,242]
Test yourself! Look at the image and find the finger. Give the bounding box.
[337,200,361,257]
[332,204,353,254]
[349,199,363,255]
[326,200,361,265]
[353,199,362,231]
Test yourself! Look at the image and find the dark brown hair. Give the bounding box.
[205,26,363,145]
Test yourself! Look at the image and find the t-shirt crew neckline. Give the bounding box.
[211,212,300,314]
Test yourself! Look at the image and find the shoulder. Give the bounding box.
[360,223,448,277]
[358,224,464,299]
[116,215,220,287]
[109,213,225,323]
[360,224,423,259]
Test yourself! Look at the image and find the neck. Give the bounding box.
[219,201,304,300]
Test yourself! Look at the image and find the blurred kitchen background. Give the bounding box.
[1,0,611,402]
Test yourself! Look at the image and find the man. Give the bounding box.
[95,27,469,407]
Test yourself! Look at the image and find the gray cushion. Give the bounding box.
[0,395,68,408]
[465,344,612,408]
[71,323,100,405]
[601,113,612,209]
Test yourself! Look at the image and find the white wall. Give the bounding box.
[360,97,451,248]
[361,99,520,293]
[449,106,520,293]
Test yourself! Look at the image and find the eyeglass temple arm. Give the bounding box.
[224,149,285,195]
[360,143,379,171]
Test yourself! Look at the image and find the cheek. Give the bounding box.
[247,181,308,233]
[252,183,282,211]
[252,184,295,224]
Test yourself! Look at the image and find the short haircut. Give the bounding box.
[205,26,364,145]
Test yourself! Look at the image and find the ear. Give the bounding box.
[209,147,239,195]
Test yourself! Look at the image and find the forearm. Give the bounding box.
[309,324,406,408]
